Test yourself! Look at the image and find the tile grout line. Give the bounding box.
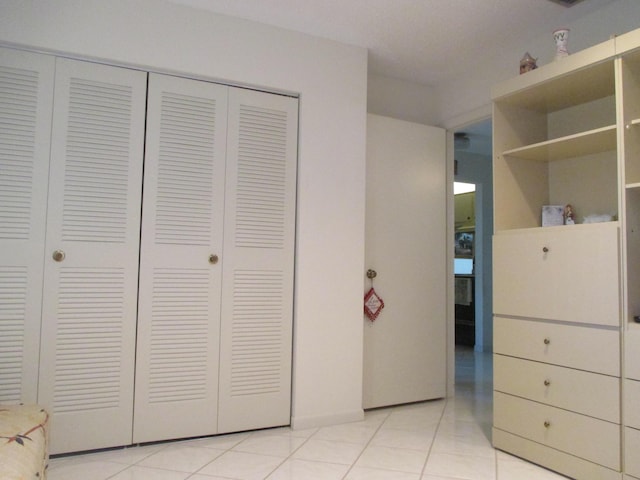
[339,408,393,479]
[419,397,449,479]
[187,432,258,479]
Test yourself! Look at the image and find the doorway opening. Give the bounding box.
[454,181,476,347]
[452,118,493,404]
[452,118,492,353]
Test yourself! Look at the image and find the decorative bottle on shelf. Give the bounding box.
[553,28,570,60]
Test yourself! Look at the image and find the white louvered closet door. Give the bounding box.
[0,48,54,405]
[217,88,298,433]
[133,74,228,443]
[39,58,147,454]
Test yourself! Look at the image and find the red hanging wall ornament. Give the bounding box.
[364,269,384,321]
[364,287,384,321]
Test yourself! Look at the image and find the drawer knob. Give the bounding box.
[544,420,551,428]
[544,379,551,386]
[543,338,551,345]
[542,246,549,253]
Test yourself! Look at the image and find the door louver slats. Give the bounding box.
[236,105,288,249]
[0,66,39,240]
[0,63,39,402]
[148,268,210,403]
[53,267,125,412]
[0,267,27,403]
[155,92,216,246]
[62,79,133,243]
[230,270,284,396]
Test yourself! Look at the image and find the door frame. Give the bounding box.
[445,107,492,396]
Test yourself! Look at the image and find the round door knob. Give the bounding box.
[52,250,65,262]
[544,420,551,428]
[544,379,551,386]
[209,254,219,265]
[544,338,551,345]
[542,246,549,253]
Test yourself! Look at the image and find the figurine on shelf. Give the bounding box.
[520,52,538,74]
[564,204,575,225]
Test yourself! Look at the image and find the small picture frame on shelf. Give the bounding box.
[542,205,564,226]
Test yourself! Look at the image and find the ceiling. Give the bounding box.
[166,0,616,88]
[165,0,617,156]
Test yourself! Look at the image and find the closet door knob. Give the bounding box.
[542,246,549,253]
[52,250,65,262]
[544,338,551,345]
[544,420,551,428]
[209,254,219,265]
[544,379,551,386]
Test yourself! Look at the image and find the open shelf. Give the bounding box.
[503,125,617,162]
[492,41,615,110]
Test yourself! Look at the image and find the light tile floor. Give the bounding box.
[48,347,568,479]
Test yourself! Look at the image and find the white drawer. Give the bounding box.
[493,224,620,327]
[495,355,619,423]
[493,429,623,480]
[626,427,640,478]
[626,328,640,381]
[494,316,620,376]
[494,392,621,470]
[625,379,640,429]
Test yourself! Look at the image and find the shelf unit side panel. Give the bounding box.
[494,154,548,231]
[494,101,547,153]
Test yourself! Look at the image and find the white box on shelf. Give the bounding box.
[542,205,565,226]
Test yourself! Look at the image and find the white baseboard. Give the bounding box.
[290,409,365,431]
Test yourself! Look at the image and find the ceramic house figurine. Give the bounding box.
[520,52,538,74]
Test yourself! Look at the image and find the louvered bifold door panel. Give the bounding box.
[39,58,146,454]
[133,74,228,443]
[0,48,54,404]
[218,88,298,433]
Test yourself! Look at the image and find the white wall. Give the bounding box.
[367,0,640,128]
[367,74,439,126]
[437,0,640,128]
[0,0,368,430]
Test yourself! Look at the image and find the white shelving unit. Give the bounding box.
[491,34,632,480]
